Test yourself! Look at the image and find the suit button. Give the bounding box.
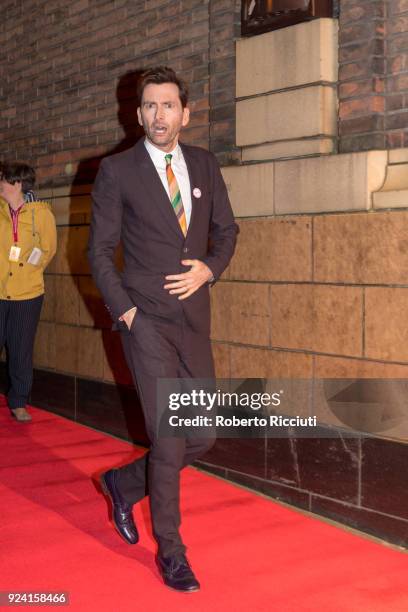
[183,247,189,253]
[19,263,23,267]
[6,296,10,299]
[9,272,12,276]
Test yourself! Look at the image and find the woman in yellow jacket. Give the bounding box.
[0,162,57,421]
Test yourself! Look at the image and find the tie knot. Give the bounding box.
[165,154,172,165]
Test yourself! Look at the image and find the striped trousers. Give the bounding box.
[0,295,43,410]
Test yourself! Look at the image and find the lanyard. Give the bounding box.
[9,204,24,243]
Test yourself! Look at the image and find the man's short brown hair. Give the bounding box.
[137,66,189,108]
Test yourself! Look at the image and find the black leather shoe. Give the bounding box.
[156,554,200,592]
[100,469,139,545]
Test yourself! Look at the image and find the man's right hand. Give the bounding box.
[119,306,137,330]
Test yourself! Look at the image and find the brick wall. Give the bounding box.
[338,0,387,151]
[209,0,241,165]
[0,0,240,187]
[339,0,408,151]
[385,0,408,147]
[3,2,408,176]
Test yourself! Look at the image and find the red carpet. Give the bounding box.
[0,397,407,611]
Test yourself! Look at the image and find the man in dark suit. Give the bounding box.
[88,66,237,592]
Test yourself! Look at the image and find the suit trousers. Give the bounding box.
[116,309,216,558]
[0,295,44,409]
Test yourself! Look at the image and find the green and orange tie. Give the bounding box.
[165,153,187,236]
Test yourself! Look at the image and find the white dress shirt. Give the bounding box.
[144,138,192,228]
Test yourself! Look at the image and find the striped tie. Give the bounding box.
[165,153,187,236]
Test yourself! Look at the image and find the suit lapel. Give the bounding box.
[133,139,184,240]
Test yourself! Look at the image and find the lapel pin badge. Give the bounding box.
[193,187,202,198]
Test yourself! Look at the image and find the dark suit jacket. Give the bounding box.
[88,138,238,335]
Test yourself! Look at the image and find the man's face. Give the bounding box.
[137,82,190,152]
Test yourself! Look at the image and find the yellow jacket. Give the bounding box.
[0,196,57,300]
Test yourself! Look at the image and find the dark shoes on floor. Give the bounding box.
[11,407,32,422]
[156,553,200,593]
[100,470,199,592]
[100,469,139,545]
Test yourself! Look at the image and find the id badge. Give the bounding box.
[9,246,21,262]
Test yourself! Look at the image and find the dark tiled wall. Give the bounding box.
[0,363,148,447]
[201,432,408,548]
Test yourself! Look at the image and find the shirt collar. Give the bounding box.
[144,138,181,167]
